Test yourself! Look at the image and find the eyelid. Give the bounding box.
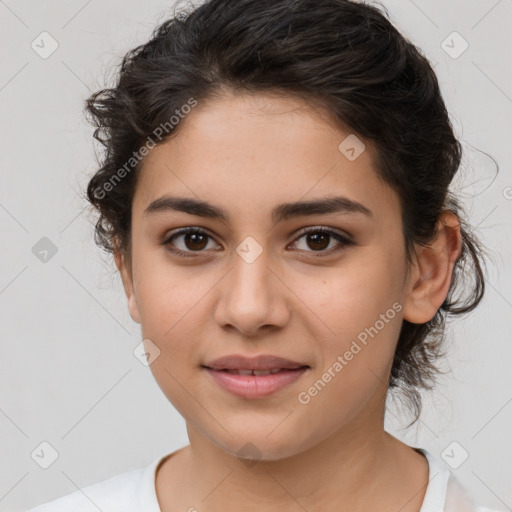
[291,225,353,243]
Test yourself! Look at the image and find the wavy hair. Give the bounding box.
[84,0,488,426]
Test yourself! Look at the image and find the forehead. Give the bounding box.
[132,93,400,226]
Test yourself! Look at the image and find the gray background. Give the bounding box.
[0,1,511,511]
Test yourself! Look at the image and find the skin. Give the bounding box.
[115,91,462,512]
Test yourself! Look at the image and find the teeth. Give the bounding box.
[253,369,272,376]
[231,369,254,375]
[224,368,284,376]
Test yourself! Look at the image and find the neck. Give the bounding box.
[187,424,391,509]
[156,403,428,511]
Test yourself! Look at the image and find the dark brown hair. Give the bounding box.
[84,0,487,426]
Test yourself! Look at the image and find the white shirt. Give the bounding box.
[27,448,502,512]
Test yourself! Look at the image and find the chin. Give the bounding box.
[211,427,318,464]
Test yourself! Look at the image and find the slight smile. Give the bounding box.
[202,354,310,399]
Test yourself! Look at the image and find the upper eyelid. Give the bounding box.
[293,225,352,240]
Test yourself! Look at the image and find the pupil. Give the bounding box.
[185,233,207,251]
[308,233,329,251]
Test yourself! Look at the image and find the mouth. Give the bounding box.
[201,354,310,399]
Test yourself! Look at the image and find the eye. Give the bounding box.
[162,227,220,257]
[162,226,354,258]
[289,226,353,256]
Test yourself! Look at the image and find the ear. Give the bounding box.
[402,211,462,324]
[114,249,141,324]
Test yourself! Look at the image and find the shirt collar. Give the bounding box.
[416,447,451,512]
[137,452,172,511]
[138,447,452,512]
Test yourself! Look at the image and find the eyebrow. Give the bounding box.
[143,195,373,223]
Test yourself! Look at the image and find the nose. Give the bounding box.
[213,245,291,338]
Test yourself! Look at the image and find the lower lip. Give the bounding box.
[204,367,308,399]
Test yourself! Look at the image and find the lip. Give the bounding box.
[202,354,310,399]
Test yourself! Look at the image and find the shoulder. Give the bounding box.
[415,448,504,512]
[26,467,145,512]
[445,468,505,512]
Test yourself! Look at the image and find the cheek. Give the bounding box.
[134,265,203,410]
[303,248,405,386]
[295,271,403,431]
[133,248,196,333]
[313,254,403,336]
[132,254,216,372]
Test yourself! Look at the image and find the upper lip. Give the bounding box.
[203,354,309,371]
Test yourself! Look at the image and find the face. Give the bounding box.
[117,92,417,461]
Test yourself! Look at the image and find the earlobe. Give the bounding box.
[402,211,462,325]
[114,250,141,324]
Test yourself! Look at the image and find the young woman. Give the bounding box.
[28,0,501,511]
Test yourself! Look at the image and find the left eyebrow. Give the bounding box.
[143,195,373,223]
[271,196,373,222]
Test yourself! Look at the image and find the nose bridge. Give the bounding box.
[214,235,288,335]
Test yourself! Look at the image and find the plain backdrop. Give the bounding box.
[0,1,511,511]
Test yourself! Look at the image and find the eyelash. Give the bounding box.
[161,226,354,258]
